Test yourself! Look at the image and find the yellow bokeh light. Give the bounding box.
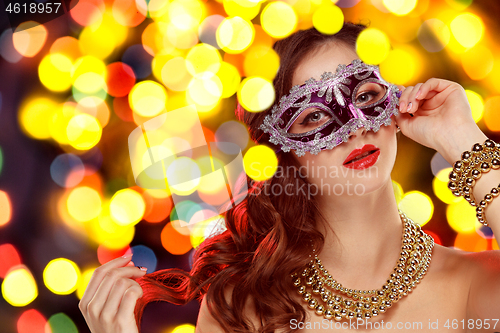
[383,0,417,16]
[92,212,136,249]
[1,267,38,307]
[67,186,102,222]
[39,54,73,92]
[261,2,297,39]
[187,73,223,109]
[76,267,97,299]
[216,16,255,54]
[166,24,199,50]
[166,157,201,195]
[379,48,416,85]
[79,24,117,59]
[217,61,241,98]
[450,13,484,48]
[356,28,391,65]
[392,180,403,204]
[129,80,168,117]
[168,0,204,30]
[312,4,343,35]
[243,45,280,81]
[71,56,107,94]
[171,324,196,333]
[483,96,500,132]
[418,18,450,53]
[432,168,461,204]
[43,258,81,295]
[67,114,103,150]
[465,90,484,123]
[196,156,226,194]
[461,45,494,81]
[398,191,434,226]
[237,77,275,112]
[185,43,221,77]
[50,102,78,145]
[19,97,58,140]
[13,22,47,57]
[223,0,261,21]
[109,189,146,227]
[160,57,193,92]
[447,198,481,234]
[243,145,278,181]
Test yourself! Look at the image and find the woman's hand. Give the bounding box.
[395,78,486,163]
[79,254,147,333]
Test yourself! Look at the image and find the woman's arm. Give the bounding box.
[397,78,500,319]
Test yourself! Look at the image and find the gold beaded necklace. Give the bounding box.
[291,211,434,321]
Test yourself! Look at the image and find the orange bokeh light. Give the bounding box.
[161,222,192,255]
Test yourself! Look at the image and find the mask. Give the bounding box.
[259,59,401,157]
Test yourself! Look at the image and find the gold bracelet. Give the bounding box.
[475,184,500,226]
[448,139,500,225]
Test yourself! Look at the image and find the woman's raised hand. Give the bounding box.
[79,254,147,333]
[394,78,486,160]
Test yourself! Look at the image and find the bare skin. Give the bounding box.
[81,42,500,333]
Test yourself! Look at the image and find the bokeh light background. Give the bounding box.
[1,0,500,332]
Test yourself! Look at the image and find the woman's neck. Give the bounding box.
[314,179,404,290]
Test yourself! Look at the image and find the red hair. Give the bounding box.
[134,22,367,333]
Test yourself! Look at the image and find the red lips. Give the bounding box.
[343,144,380,170]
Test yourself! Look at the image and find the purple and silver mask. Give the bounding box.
[259,59,401,157]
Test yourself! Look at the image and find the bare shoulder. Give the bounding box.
[429,243,500,277]
[195,284,262,333]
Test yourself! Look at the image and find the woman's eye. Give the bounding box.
[356,91,378,105]
[299,110,329,125]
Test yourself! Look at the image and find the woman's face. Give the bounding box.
[289,42,398,198]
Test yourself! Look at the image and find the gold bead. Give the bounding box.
[298,286,306,294]
[492,158,500,170]
[302,292,312,301]
[479,200,488,208]
[481,162,491,172]
[324,309,333,319]
[334,312,343,321]
[448,181,457,191]
[378,305,387,313]
[372,309,379,317]
[308,299,318,309]
[472,144,483,152]
[462,151,472,160]
[491,188,499,197]
[471,169,482,179]
[465,178,475,187]
[315,304,325,315]
[485,194,493,203]
[293,278,301,286]
[485,139,496,149]
[347,311,355,319]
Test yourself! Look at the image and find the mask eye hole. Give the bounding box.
[288,108,332,134]
[354,82,387,107]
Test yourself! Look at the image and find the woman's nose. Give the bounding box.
[348,126,367,139]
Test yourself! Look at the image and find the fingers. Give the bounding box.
[81,254,134,308]
[79,255,147,329]
[399,84,421,115]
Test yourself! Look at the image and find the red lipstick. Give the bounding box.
[343,144,380,170]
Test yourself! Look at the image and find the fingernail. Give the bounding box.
[399,102,405,112]
[409,113,414,118]
[126,261,135,266]
[122,253,133,259]
[137,266,148,272]
[415,90,421,99]
[407,102,412,112]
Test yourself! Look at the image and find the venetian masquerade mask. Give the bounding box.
[259,59,401,157]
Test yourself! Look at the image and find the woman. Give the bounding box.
[79,23,500,332]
